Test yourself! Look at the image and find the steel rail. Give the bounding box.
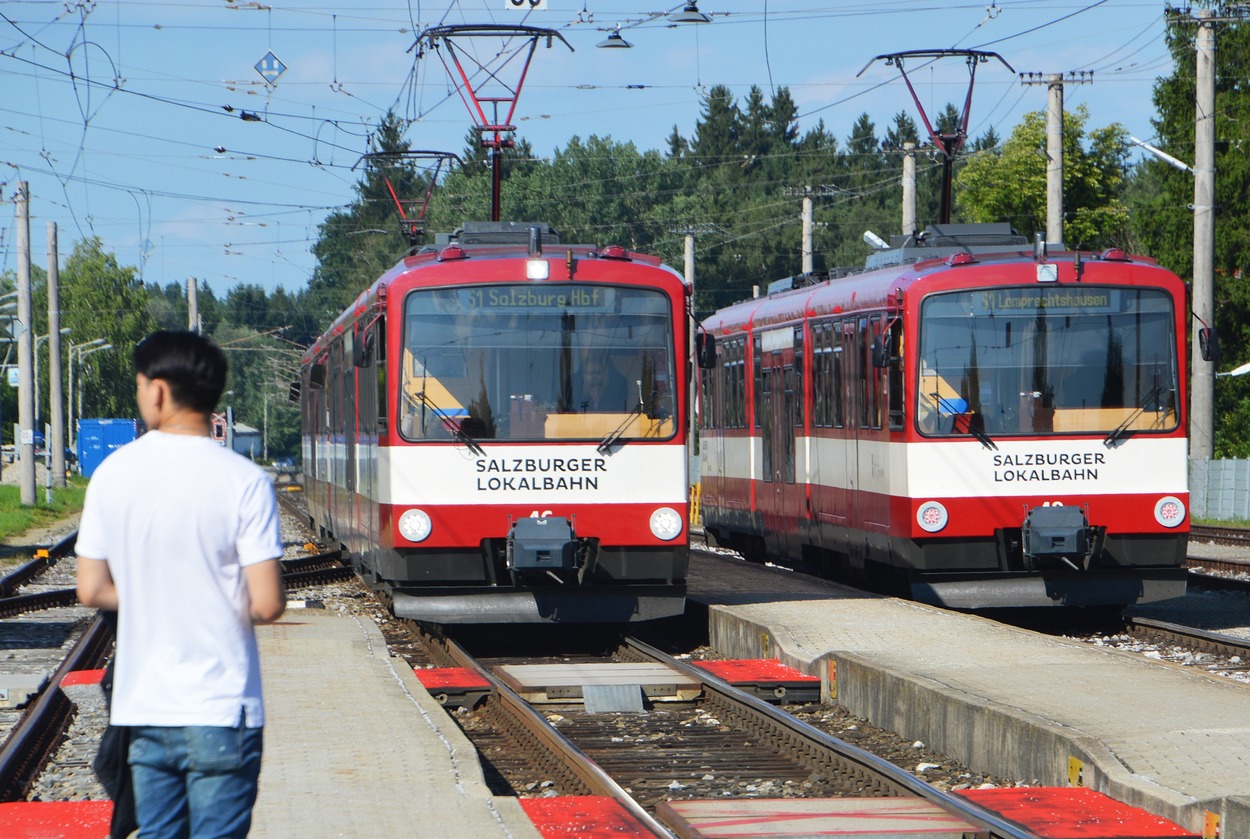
[623,637,1039,839]
[440,635,677,839]
[0,532,78,597]
[0,613,113,801]
[1126,616,1250,660]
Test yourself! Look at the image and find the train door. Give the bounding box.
[760,329,800,559]
[840,321,864,569]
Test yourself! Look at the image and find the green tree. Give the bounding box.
[956,106,1130,248]
[58,238,156,420]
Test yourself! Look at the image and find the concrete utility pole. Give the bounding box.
[800,189,814,274]
[16,182,36,505]
[47,222,67,488]
[901,143,917,237]
[1019,71,1092,248]
[1190,8,1217,463]
[187,277,200,333]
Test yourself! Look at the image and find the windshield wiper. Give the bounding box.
[958,414,997,451]
[413,390,485,455]
[1103,385,1168,448]
[597,401,644,454]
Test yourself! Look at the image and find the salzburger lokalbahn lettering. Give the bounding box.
[475,457,608,474]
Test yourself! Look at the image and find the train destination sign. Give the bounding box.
[465,286,614,310]
[978,288,1113,312]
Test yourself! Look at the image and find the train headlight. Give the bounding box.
[916,501,948,533]
[1154,496,1185,528]
[650,507,683,541]
[398,509,433,543]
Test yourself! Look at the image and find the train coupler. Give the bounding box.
[506,516,581,584]
[1021,505,1093,571]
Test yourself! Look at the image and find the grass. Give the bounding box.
[0,479,88,542]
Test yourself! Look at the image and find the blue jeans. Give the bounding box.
[128,723,264,839]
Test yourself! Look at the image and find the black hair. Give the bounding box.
[133,331,228,414]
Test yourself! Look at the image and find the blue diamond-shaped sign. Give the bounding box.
[255,51,286,85]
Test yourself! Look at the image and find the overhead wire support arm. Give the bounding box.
[354,150,463,249]
[414,24,573,222]
[858,49,1014,226]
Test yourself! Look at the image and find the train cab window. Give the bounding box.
[917,287,1180,438]
[397,284,678,443]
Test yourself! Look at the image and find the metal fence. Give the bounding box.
[1190,458,1250,521]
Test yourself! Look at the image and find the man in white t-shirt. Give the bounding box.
[77,330,285,839]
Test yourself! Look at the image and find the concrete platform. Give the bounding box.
[688,552,1250,839]
[250,610,543,839]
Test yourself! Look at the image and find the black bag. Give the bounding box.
[93,613,138,839]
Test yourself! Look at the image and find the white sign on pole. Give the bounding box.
[506,0,547,9]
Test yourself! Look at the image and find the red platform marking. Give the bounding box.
[692,659,819,683]
[0,801,112,838]
[413,667,492,690]
[59,669,106,688]
[957,788,1199,838]
[520,796,653,838]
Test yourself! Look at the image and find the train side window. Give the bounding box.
[812,324,826,428]
[736,338,746,428]
[783,364,796,483]
[858,317,875,429]
[374,318,388,434]
[793,326,804,430]
[753,335,763,431]
[886,316,903,431]
[871,314,885,430]
[761,367,774,481]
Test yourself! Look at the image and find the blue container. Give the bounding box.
[78,419,138,478]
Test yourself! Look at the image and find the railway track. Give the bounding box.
[400,625,1036,839]
[1124,617,1250,670]
[1190,523,1250,548]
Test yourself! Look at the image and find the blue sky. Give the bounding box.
[1,1,1179,298]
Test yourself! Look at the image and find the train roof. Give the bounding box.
[303,221,684,362]
[703,223,1180,336]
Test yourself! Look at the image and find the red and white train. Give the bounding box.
[697,224,1190,608]
[300,222,692,623]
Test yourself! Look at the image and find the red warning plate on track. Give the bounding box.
[413,666,492,708]
[521,796,654,838]
[691,659,820,702]
[956,787,1199,838]
[59,669,106,688]
[657,797,987,838]
[692,659,818,683]
[0,801,113,838]
[413,667,491,690]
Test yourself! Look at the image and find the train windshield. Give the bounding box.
[398,283,677,442]
[917,286,1179,437]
